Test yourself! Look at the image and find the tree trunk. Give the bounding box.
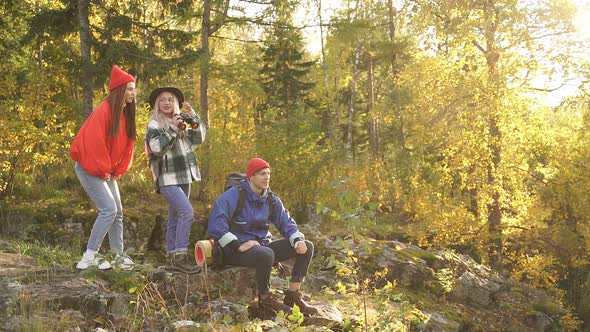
[367,54,378,157]
[482,0,503,270]
[78,0,93,118]
[197,0,228,200]
[199,0,229,126]
[487,113,502,269]
[467,165,480,218]
[388,0,405,150]
[316,0,333,146]
[200,0,211,126]
[387,0,410,206]
[347,48,360,161]
[197,0,211,201]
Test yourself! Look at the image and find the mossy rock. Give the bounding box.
[532,301,563,317]
[396,247,441,266]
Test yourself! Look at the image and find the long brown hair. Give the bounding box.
[104,84,137,138]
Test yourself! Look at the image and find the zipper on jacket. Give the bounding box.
[164,155,168,171]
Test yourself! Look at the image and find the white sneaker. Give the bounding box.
[76,253,112,270]
[113,255,134,270]
[98,260,112,270]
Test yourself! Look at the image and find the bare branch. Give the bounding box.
[525,83,568,92]
[210,0,230,35]
[224,14,335,30]
[471,40,486,53]
[522,79,580,92]
[210,34,262,44]
[238,0,273,4]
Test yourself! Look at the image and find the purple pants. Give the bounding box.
[159,184,193,253]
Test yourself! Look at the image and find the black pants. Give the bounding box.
[225,239,314,295]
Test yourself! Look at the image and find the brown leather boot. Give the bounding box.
[283,289,318,316]
[259,293,292,314]
[170,252,201,274]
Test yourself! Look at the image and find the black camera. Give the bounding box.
[177,113,200,130]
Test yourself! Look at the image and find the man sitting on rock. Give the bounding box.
[207,158,318,316]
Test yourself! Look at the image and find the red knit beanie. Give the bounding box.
[108,65,135,91]
[246,158,270,177]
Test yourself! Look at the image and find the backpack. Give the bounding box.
[200,173,276,270]
[224,172,276,230]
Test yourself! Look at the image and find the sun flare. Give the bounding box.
[574,0,590,35]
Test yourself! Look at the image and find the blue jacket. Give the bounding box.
[207,179,304,253]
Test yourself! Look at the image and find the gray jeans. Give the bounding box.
[75,162,124,253]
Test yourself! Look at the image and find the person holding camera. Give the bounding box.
[145,87,206,274]
[207,158,318,316]
[70,65,137,270]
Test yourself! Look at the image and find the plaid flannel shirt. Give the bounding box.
[146,113,206,192]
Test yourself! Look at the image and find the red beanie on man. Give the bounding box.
[108,65,135,91]
[246,158,270,177]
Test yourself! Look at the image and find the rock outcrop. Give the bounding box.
[0,227,567,331]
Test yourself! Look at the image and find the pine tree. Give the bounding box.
[257,3,315,123]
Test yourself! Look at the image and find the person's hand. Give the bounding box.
[104,174,112,181]
[172,113,184,128]
[182,102,194,113]
[238,240,260,252]
[294,240,307,254]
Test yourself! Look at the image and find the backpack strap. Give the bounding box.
[228,186,275,232]
[229,184,246,232]
[266,190,276,220]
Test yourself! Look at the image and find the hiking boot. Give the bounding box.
[259,293,292,314]
[284,289,318,316]
[170,252,201,274]
[76,253,111,270]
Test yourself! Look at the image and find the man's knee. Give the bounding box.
[256,246,275,266]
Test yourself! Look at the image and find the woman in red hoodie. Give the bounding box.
[70,65,137,270]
